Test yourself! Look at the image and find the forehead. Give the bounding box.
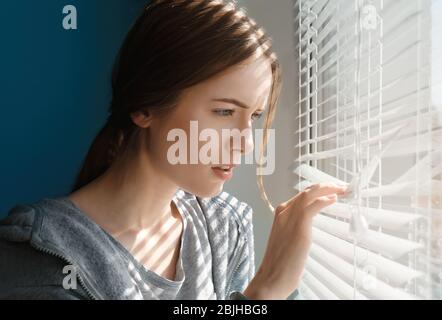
[181,57,273,111]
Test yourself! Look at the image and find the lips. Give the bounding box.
[211,164,237,171]
[211,164,236,181]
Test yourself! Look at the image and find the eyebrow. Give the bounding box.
[211,98,265,112]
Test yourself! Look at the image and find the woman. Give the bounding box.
[0,0,346,300]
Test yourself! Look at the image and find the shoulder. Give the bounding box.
[0,201,91,299]
[204,191,254,235]
[176,189,254,235]
[175,189,254,259]
[0,201,61,287]
[0,203,36,242]
[0,236,90,299]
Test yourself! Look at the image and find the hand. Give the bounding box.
[244,182,347,299]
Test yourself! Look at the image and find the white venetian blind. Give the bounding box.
[294,0,442,299]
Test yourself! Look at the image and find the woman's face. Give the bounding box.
[143,56,273,198]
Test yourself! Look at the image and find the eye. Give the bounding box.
[213,109,235,117]
[251,112,263,121]
[213,108,263,121]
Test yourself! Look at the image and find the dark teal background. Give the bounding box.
[0,1,147,216]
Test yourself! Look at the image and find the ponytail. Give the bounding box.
[71,117,125,192]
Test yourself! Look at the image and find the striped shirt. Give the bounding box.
[0,188,255,300]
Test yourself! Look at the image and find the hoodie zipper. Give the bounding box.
[30,242,98,300]
[224,236,246,297]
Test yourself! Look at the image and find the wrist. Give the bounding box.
[244,268,291,300]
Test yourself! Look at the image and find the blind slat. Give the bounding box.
[313,228,424,286]
[306,258,368,300]
[294,180,423,230]
[302,271,340,300]
[313,214,423,259]
[310,244,419,299]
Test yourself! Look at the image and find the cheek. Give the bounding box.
[147,109,235,170]
[144,116,229,196]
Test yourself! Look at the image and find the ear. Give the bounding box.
[130,110,153,128]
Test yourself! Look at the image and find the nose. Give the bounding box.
[230,125,254,157]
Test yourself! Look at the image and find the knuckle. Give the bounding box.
[312,183,321,190]
[299,190,309,202]
[320,182,334,189]
[275,204,286,214]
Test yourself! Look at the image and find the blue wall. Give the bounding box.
[0,1,147,216]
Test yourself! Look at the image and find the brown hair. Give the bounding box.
[71,0,282,212]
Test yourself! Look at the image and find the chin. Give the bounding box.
[181,183,224,199]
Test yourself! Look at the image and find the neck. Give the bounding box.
[69,148,179,234]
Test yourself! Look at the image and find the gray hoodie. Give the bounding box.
[0,189,256,300]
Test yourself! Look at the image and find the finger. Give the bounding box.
[275,196,297,214]
[304,194,337,217]
[305,183,347,200]
[276,183,346,214]
[276,183,343,214]
[303,183,315,190]
[275,189,306,214]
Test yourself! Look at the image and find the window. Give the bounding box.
[294,0,442,299]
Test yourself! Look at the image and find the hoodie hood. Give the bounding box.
[0,203,35,243]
